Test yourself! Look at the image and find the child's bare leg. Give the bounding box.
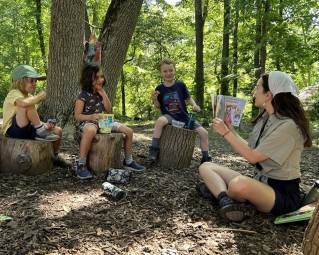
[195,126,209,151]
[15,105,41,127]
[195,126,211,163]
[148,116,169,161]
[116,125,133,155]
[152,116,169,138]
[79,124,97,160]
[52,126,62,154]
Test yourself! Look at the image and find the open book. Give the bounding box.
[211,95,246,127]
[98,114,114,134]
[274,202,316,224]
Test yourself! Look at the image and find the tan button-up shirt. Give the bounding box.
[248,113,304,180]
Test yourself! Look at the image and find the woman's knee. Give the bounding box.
[228,176,250,197]
[199,162,218,177]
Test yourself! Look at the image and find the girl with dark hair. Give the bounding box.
[198,71,312,222]
[74,65,145,179]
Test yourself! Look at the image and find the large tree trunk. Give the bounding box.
[232,0,239,97]
[302,202,319,254]
[34,0,47,72]
[121,69,126,117]
[220,0,231,95]
[252,0,262,118]
[99,0,143,104]
[260,0,270,74]
[194,0,208,109]
[38,0,85,126]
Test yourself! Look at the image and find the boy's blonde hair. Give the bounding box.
[158,58,175,71]
[10,78,27,94]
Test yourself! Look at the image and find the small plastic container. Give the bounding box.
[102,181,127,201]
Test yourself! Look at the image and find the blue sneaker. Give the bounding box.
[123,160,145,172]
[75,163,93,180]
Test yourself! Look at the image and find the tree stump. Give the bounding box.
[159,125,197,169]
[87,133,123,174]
[0,135,53,175]
[302,202,319,254]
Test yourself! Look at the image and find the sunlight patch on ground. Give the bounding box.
[38,190,104,218]
[134,133,151,142]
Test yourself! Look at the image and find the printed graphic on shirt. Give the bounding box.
[163,91,181,114]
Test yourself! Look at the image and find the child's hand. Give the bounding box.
[192,104,201,112]
[90,114,100,121]
[152,91,160,100]
[38,91,46,100]
[96,87,107,97]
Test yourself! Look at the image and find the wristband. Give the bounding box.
[222,130,230,138]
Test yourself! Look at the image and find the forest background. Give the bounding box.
[0,0,318,127]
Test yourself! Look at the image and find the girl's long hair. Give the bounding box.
[80,64,105,93]
[253,73,312,147]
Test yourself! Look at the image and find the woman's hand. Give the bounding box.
[212,118,230,137]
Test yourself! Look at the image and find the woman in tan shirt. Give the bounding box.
[199,71,312,222]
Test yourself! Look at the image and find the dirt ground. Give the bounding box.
[0,124,318,255]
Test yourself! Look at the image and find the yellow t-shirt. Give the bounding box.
[2,89,26,134]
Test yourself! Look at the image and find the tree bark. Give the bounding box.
[121,69,126,117]
[194,0,208,109]
[252,0,262,118]
[260,0,270,74]
[220,0,231,95]
[302,202,319,254]
[159,126,197,169]
[88,133,123,174]
[85,7,91,41]
[232,0,239,97]
[34,0,47,72]
[99,0,143,104]
[38,0,85,126]
[0,136,53,175]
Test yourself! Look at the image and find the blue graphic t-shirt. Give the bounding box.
[155,80,190,123]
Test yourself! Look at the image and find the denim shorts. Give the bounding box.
[6,115,36,139]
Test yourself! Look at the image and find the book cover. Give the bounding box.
[274,202,316,224]
[211,95,246,127]
[98,114,114,134]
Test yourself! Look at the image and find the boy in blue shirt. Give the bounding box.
[149,59,211,164]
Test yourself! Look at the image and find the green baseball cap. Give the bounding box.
[11,64,46,81]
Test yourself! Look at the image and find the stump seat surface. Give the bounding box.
[0,135,53,175]
[76,132,123,174]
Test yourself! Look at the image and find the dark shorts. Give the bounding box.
[6,115,36,140]
[162,114,201,130]
[268,178,301,215]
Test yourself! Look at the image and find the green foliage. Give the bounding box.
[0,0,318,130]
